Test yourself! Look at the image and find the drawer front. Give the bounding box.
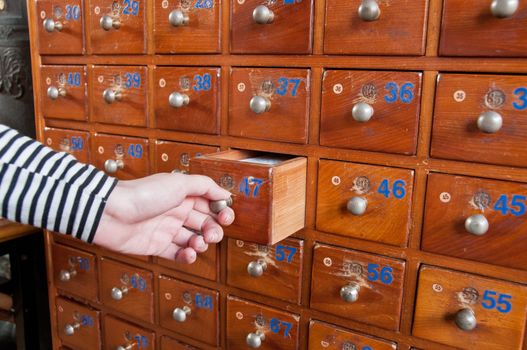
[36,0,85,54]
[44,127,90,163]
[52,243,97,301]
[440,0,527,56]
[226,296,300,350]
[104,316,155,350]
[229,68,310,144]
[308,320,397,350]
[161,336,199,349]
[158,276,219,345]
[320,70,422,155]
[92,133,149,179]
[154,67,220,134]
[88,0,146,54]
[230,0,313,54]
[324,0,427,55]
[56,297,100,350]
[154,140,219,174]
[413,266,527,350]
[310,244,405,331]
[154,0,220,53]
[422,173,527,270]
[431,74,527,167]
[91,66,147,127]
[41,65,86,120]
[99,258,154,322]
[157,244,218,281]
[227,238,303,303]
[316,160,414,246]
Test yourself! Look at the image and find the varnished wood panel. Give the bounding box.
[43,127,90,163]
[161,336,199,349]
[156,244,218,281]
[41,65,86,120]
[103,316,155,350]
[154,140,219,174]
[56,297,101,350]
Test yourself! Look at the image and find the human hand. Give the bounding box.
[93,173,234,263]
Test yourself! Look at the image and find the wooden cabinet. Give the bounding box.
[56,297,100,350]
[103,316,155,350]
[43,127,90,163]
[154,140,219,175]
[41,65,86,120]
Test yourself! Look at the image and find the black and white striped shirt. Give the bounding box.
[0,124,117,243]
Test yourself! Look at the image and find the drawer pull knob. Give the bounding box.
[210,197,233,214]
[340,282,360,303]
[464,214,489,236]
[455,308,477,331]
[358,0,380,21]
[169,9,189,26]
[253,5,274,24]
[104,159,124,174]
[169,92,190,108]
[246,330,266,348]
[247,259,267,277]
[103,88,122,104]
[172,305,191,322]
[100,15,121,31]
[64,322,80,336]
[43,18,63,32]
[352,102,374,122]
[47,86,66,100]
[490,0,519,18]
[477,111,503,133]
[111,286,128,300]
[116,345,134,350]
[59,269,76,282]
[347,197,368,216]
[250,95,271,114]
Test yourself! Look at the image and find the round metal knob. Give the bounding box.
[347,197,367,216]
[358,0,380,21]
[340,282,360,303]
[169,92,190,108]
[352,102,374,122]
[116,345,134,350]
[172,306,191,322]
[209,197,233,214]
[104,159,124,174]
[253,5,274,24]
[59,269,76,282]
[490,0,519,18]
[111,286,128,301]
[64,324,77,336]
[246,331,265,348]
[247,260,267,278]
[100,15,120,30]
[249,95,271,114]
[169,9,189,26]
[103,88,121,104]
[43,18,63,32]
[455,308,477,331]
[47,86,66,100]
[477,111,503,133]
[465,214,489,236]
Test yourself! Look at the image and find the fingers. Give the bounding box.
[187,234,208,253]
[201,216,224,244]
[174,247,197,264]
[183,174,232,201]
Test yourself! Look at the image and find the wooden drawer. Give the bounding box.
[440,0,527,57]
[157,244,218,281]
[190,150,307,245]
[161,336,199,349]
[324,0,427,55]
[56,297,100,350]
[154,0,220,53]
[310,244,405,331]
[230,0,313,54]
[88,0,146,54]
[422,173,527,270]
[36,0,85,54]
[99,258,154,323]
[104,315,155,350]
[413,266,527,350]
[431,74,527,168]
[308,320,397,350]
[154,140,218,174]
[320,70,422,155]
[227,238,303,303]
[154,67,220,134]
[229,68,310,144]
[92,133,149,179]
[316,160,414,247]
[226,296,300,349]
[43,127,90,163]
[158,276,219,346]
[41,65,86,120]
[90,66,148,127]
[52,243,97,301]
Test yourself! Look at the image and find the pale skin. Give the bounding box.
[93,173,235,264]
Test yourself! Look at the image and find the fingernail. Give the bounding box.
[224,213,233,224]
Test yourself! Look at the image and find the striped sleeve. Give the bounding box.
[0,124,118,242]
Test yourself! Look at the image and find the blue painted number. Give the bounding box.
[65,5,81,21]
[67,72,81,87]
[481,290,512,313]
[122,0,140,15]
[124,72,141,89]
[130,274,147,291]
[275,245,297,263]
[134,335,149,348]
[80,315,94,327]
[513,87,527,111]
[384,82,414,103]
[276,77,301,97]
[193,73,212,92]
[78,257,90,271]
[71,136,83,151]
[378,179,406,199]
[195,294,213,310]
[195,0,213,8]
[239,177,263,198]
[367,264,393,284]
[270,318,293,337]
[493,194,526,217]
[127,144,143,159]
